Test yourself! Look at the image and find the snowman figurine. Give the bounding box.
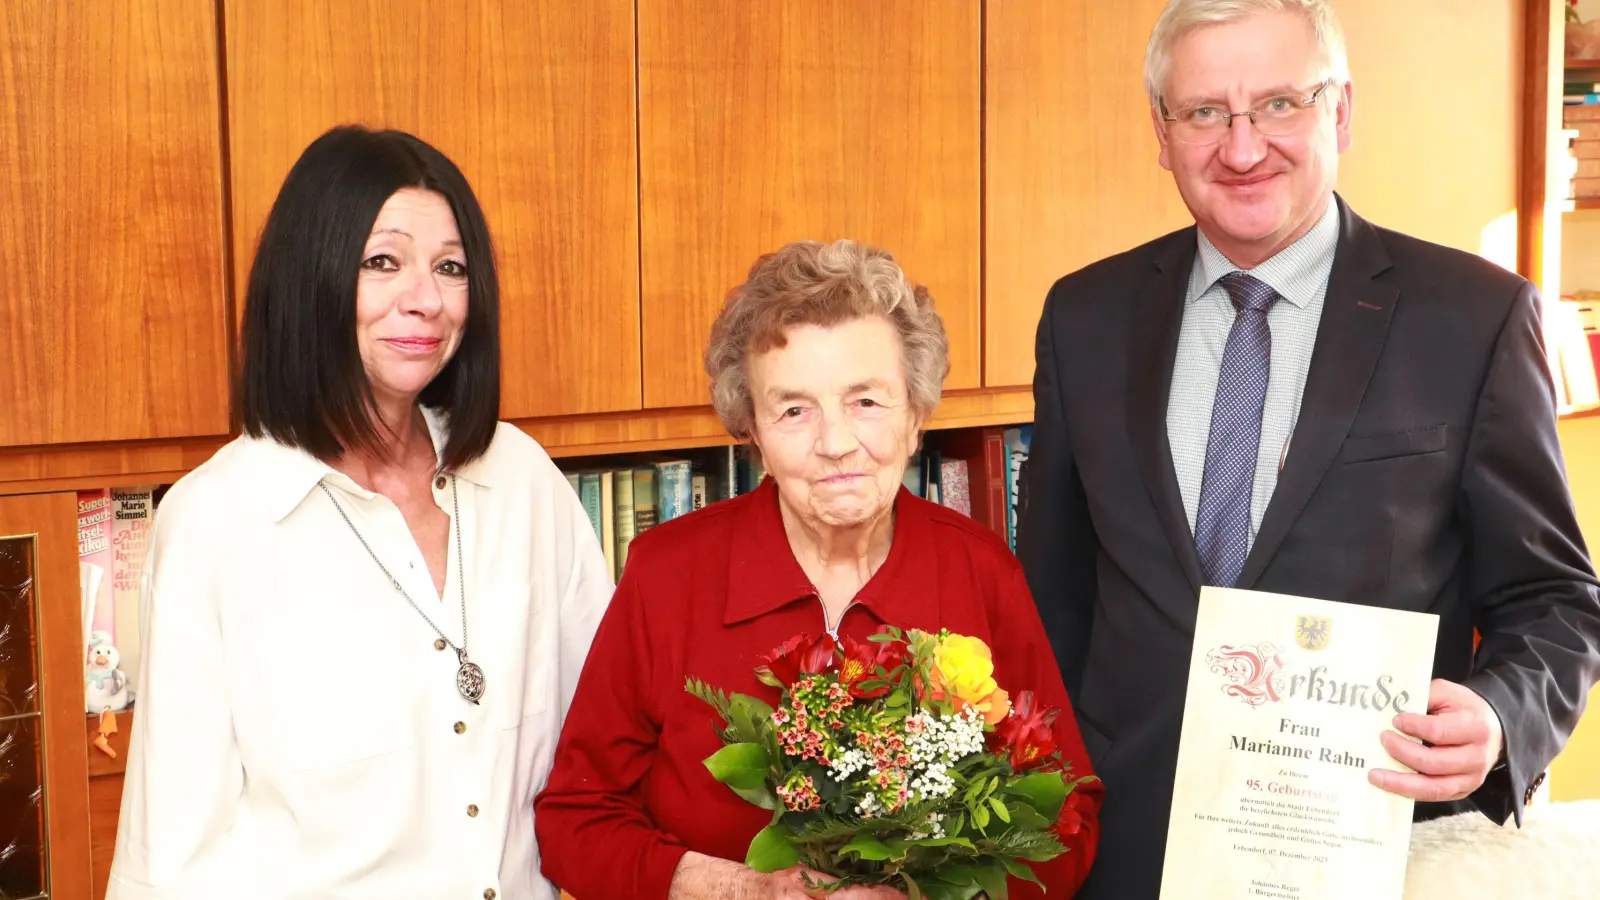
[85,630,132,714]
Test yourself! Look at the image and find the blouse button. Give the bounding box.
[454,721,466,734]
[434,638,447,651]
[467,804,479,817]
[483,890,496,900]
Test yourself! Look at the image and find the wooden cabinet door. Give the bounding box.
[0,492,91,899]
[984,0,1191,388]
[638,0,982,409]
[0,0,232,447]
[224,0,640,419]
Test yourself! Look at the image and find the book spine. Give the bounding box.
[633,468,659,534]
[599,472,616,582]
[579,473,603,545]
[614,470,636,572]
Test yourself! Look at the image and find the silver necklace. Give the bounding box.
[319,475,486,705]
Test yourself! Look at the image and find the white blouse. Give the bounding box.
[108,411,613,900]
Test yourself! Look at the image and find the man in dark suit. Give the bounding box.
[1019,2,1600,898]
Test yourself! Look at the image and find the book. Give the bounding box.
[940,458,972,516]
[110,486,155,692]
[655,459,694,521]
[614,470,636,573]
[599,471,616,582]
[633,467,659,534]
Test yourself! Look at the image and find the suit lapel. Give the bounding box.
[1235,198,1399,589]
[1127,231,1205,594]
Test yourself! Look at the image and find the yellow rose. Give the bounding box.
[930,634,1001,708]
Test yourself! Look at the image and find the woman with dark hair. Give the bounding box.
[108,125,611,900]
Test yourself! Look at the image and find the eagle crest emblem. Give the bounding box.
[1295,615,1332,652]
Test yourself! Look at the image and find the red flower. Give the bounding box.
[837,632,909,699]
[987,690,1060,771]
[755,633,838,688]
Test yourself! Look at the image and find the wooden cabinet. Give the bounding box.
[984,0,1191,388]
[223,0,641,420]
[0,493,91,899]
[0,0,232,448]
[637,0,982,409]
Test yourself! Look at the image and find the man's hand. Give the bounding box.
[1368,678,1504,803]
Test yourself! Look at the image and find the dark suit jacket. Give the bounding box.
[1019,194,1600,900]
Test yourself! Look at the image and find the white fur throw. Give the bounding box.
[1404,800,1600,899]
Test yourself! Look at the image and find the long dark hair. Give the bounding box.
[237,125,500,471]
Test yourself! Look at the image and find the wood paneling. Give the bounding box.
[638,0,982,408]
[0,389,1034,493]
[1335,0,1522,260]
[90,773,125,900]
[0,492,92,899]
[223,0,640,419]
[984,0,1192,388]
[524,387,1033,458]
[0,0,231,447]
[86,709,132,900]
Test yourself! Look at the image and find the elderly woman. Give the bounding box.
[535,239,1102,898]
[109,126,611,899]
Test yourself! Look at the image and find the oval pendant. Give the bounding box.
[456,660,486,704]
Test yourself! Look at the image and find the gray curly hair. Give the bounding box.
[704,239,949,441]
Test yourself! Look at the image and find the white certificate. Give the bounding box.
[1158,587,1439,900]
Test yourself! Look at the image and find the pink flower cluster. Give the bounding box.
[776,772,821,812]
[772,676,854,767]
[853,727,912,814]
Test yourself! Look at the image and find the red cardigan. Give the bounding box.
[534,478,1102,898]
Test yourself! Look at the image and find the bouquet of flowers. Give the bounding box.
[686,625,1095,899]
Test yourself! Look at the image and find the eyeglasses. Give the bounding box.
[1160,79,1336,145]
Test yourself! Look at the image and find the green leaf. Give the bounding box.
[1005,802,1051,831]
[989,796,1011,824]
[729,782,778,811]
[1008,772,1069,821]
[904,873,924,900]
[1001,857,1045,889]
[728,695,775,743]
[745,825,801,872]
[975,862,1010,900]
[839,834,897,861]
[704,743,770,790]
[920,882,984,900]
[973,804,991,831]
